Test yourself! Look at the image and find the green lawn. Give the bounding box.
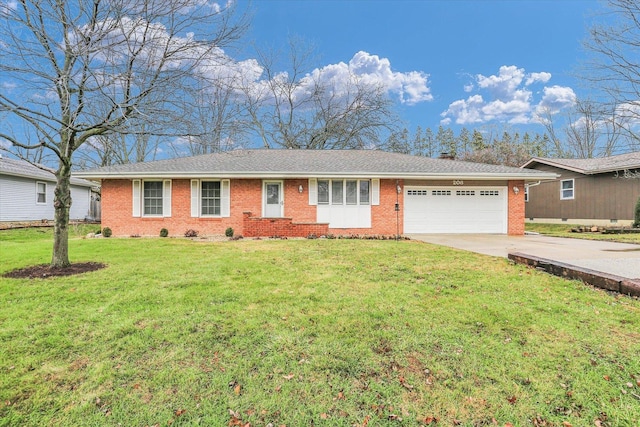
[1,229,639,426]
[526,222,640,245]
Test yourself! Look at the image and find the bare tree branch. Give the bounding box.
[239,38,399,149]
[0,0,247,267]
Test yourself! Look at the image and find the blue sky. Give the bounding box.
[242,0,603,137]
[0,0,608,163]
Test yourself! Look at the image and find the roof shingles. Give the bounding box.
[525,151,640,174]
[76,149,553,180]
[0,157,94,187]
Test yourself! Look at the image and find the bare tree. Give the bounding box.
[565,99,621,158]
[170,77,248,156]
[0,0,246,268]
[538,108,567,157]
[539,99,622,158]
[583,0,640,151]
[240,39,398,149]
[460,132,537,167]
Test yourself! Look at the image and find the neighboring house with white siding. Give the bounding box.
[0,156,98,222]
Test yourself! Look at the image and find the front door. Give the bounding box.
[264,181,283,217]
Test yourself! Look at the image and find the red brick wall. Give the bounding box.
[101,179,261,237]
[243,212,329,238]
[507,180,525,235]
[105,177,524,237]
[284,179,317,222]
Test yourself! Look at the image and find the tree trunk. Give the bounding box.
[51,162,72,268]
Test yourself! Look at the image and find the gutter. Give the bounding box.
[74,171,559,182]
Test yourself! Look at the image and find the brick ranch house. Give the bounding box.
[75,150,557,238]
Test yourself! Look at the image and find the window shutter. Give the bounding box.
[308,178,317,205]
[190,180,199,217]
[163,180,172,217]
[371,179,380,206]
[132,180,141,217]
[221,179,230,217]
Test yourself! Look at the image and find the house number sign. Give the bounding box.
[453,180,464,186]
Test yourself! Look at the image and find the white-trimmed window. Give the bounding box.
[143,181,164,216]
[201,181,221,216]
[315,178,374,228]
[524,186,529,202]
[132,179,171,217]
[317,180,330,204]
[190,179,230,218]
[36,181,47,204]
[331,181,344,205]
[318,179,371,205]
[359,181,370,204]
[560,179,574,200]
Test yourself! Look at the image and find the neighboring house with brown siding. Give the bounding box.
[522,152,640,226]
[75,149,556,237]
[0,156,98,222]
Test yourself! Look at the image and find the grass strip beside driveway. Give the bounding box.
[1,230,639,426]
[526,223,640,245]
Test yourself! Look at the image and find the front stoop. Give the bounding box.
[508,252,640,298]
[242,211,329,238]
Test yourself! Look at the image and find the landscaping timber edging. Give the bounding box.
[508,252,640,298]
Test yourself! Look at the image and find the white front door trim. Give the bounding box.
[263,180,284,218]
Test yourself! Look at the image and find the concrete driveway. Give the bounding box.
[407,233,640,280]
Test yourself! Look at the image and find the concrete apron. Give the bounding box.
[406,233,640,281]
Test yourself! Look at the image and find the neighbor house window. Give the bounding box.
[36,181,47,204]
[143,181,164,215]
[201,181,221,216]
[560,179,574,200]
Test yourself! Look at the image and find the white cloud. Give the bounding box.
[476,65,525,99]
[441,95,485,125]
[323,51,432,105]
[68,17,431,114]
[441,65,575,125]
[242,51,433,107]
[535,85,577,115]
[526,72,552,85]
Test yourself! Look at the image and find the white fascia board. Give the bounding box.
[75,171,559,182]
[1,170,57,183]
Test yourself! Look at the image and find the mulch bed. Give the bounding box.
[3,262,107,279]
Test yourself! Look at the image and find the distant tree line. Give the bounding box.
[383,126,553,167]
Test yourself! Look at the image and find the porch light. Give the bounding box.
[513,186,520,194]
[396,184,402,194]
[298,185,303,193]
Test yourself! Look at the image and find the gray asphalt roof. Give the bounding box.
[523,151,640,174]
[0,157,96,187]
[75,149,556,181]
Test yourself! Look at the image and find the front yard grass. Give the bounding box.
[526,222,640,245]
[1,229,639,426]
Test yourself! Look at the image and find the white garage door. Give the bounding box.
[404,186,507,233]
